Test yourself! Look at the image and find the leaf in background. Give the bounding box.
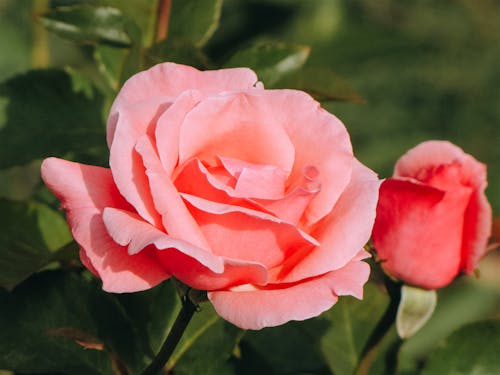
[0,199,71,290]
[0,69,107,169]
[224,41,310,87]
[398,278,500,374]
[115,280,181,358]
[41,5,131,47]
[235,284,389,375]
[145,38,212,70]
[94,45,129,92]
[320,283,389,375]
[238,318,330,375]
[101,0,159,48]
[93,18,143,96]
[0,271,117,374]
[422,320,500,375]
[169,0,223,47]
[166,303,244,375]
[275,66,363,102]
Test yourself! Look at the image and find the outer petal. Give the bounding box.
[208,260,369,330]
[102,207,268,290]
[155,90,203,176]
[41,157,169,293]
[274,160,380,282]
[372,178,472,289]
[461,186,492,273]
[156,250,268,291]
[107,62,260,146]
[109,98,169,227]
[394,140,488,190]
[394,141,465,179]
[102,208,222,271]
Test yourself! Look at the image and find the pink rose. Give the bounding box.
[372,141,492,289]
[41,62,379,329]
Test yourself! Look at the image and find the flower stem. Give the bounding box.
[355,277,402,375]
[140,291,198,375]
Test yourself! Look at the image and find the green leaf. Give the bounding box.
[224,41,310,87]
[0,69,107,169]
[92,17,143,93]
[94,45,129,92]
[399,279,500,374]
[41,4,131,47]
[235,284,389,375]
[101,0,159,48]
[115,280,181,357]
[145,38,212,70]
[422,320,500,375]
[239,319,330,375]
[320,283,389,375]
[275,66,363,102]
[0,199,71,290]
[166,303,244,375]
[169,0,223,47]
[396,285,437,339]
[0,271,119,374]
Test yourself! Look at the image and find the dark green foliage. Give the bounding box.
[0,69,107,169]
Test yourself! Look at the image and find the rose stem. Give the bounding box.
[140,289,198,375]
[355,276,403,375]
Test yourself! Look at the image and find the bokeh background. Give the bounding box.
[0,1,499,374]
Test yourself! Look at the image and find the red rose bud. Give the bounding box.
[372,141,492,289]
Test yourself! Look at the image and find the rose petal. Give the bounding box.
[395,140,487,189]
[274,160,379,282]
[155,90,203,176]
[181,193,319,269]
[102,204,268,291]
[41,158,169,293]
[107,62,260,146]
[372,177,472,289]
[178,91,296,174]
[254,165,321,225]
[102,207,223,272]
[135,135,211,251]
[175,158,275,215]
[109,98,169,227]
[155,250,269,291]
[208,260,370,330]
[461,188,493,273]
[220,156,288,199]
[270,90,353,225]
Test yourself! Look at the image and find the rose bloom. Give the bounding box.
[372,141,492,290]
[42,62,379,329]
